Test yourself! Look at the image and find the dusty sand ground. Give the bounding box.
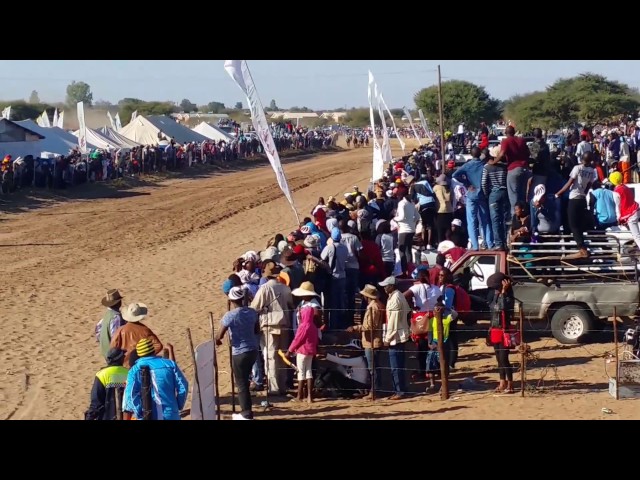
[0,138,638,420]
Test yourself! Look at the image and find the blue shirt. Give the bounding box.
[453,157,485,196]
[123,356,188,420]
[221,307,259,355]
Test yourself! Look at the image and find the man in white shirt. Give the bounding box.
[380,276,411,399]
[393,193,420,277]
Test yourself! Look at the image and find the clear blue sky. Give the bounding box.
[0,60,638,110]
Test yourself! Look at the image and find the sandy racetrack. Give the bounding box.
[1,142,638,420]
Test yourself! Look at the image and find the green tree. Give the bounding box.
[28,90,40,104]
[118,99,175,123]
[0,100,54,121]
[234,102,243,110]
[205,101,225,113]
[289,106,312,113]
[269,99,278,111]
[414,80,501,130]
[94,99,113,108]
[180,98,197,112]
[66,81,93,107]
[389,108,404,118]
[545,73,640,126]
[502,92,555,132]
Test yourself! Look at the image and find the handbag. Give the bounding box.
[501,309,521,349]
[410,311,431,336]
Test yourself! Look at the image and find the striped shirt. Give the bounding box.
[482,163,507,197]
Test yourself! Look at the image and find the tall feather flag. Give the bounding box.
[224,60,299,223]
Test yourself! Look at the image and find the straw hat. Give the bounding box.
[291,281,319,298]
[360,284,379,300]
[122,302,148,323]
[101,289,123,308]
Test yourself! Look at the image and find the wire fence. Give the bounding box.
[186,302,636,418]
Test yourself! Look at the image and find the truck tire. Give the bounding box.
[550,306,593,344]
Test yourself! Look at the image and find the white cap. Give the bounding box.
[379,276,397,287]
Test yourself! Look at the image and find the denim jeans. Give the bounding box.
[388,343,407,395]
[489,189,508,248]
[466,190,493,250]
[345,268,360,327]
[364,348,382,392]
[232,350,258,419]
[328,277,347,330]
[506,167,531,217]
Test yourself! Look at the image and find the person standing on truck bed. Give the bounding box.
[554,152,596,259]
[482,148,509,251]
[609,171,640,251]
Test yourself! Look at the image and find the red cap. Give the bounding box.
[292,245,305,255]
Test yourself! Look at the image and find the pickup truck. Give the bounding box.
[443,233,640,344]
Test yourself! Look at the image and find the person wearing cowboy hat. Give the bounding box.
[216,287,260,419]
[110,302,163,368]
[251,258,295,396]
[96,289,126,360]
[122,338,189,420]
[84,347,129,420]
[346,285,385,399]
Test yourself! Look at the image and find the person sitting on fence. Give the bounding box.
[84,348,128,420]
[509,201,531,245]
[122,338,189,420]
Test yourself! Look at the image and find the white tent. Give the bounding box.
[192,122,234,142]
[71,127,140,151]
[119,115,209,145]
[0,119,44,159]
[99,127,142,149]
[15,120,98,156]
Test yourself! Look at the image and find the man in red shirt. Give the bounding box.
[495,126,531,218]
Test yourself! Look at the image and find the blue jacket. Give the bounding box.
[591,188,616,225]
[123,356,188,420]
[453,158,485,197]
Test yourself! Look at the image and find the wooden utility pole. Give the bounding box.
[435,306,449,400]
[437,65,446,172]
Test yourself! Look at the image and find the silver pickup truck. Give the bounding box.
[448,233,640,344]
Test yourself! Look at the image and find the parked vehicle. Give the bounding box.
[447,232,640,344]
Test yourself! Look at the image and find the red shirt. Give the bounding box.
[614,184,639,222]
[359,239,385,279]
[500,136,530,171]
[478,133,489,151]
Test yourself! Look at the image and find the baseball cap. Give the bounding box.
[379,276,397,287]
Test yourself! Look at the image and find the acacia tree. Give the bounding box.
[414,80,501,131]
[502,91,556,132]
[66,81,93,107]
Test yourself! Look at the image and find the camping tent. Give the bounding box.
[99,127,142,149]
[192,122,234,142]
[118,115,209,145]
[71,127,141,150]
[15,120,98,156]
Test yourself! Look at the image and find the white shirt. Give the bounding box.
[393,198,420,233]
[408,283,441,312]
[575,141,592,158]
[457,124,464,134]
[568,165,596,200]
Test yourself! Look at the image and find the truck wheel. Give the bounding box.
[550,306,593,344]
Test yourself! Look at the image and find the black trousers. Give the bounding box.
[568,198,588,249]
[436,212,454,245]
[494,344,513,381]
[397,232,414,274]
[232,350,258,419]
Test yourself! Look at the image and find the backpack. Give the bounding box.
[447,284,471,315]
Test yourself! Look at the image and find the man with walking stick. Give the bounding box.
[217,287,261,420]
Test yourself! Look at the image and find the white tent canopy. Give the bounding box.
[71,127,141,151]
[99,127,142,149]
[118,115,209,145]
[192,122,234,142]
[15,120,98,156]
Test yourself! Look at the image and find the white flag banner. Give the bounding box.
[52,108,59,128]
[114,113,122,131]
[224,59,299,223]
[107,111,116,130]
[57,111,64,129]
[131,110,138,122]
[403,107,422,145]
[41,110,51,128]
[1,106,11,120]
[418,109,432,141]
[368,71,384,182]
[371,74,392,165]
[379,94,405,153]
[36,112,46,127]
[77,101,88,153]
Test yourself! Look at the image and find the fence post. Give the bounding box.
[435,306,449,400]
[519,304,525,398]
[613,306,619,400]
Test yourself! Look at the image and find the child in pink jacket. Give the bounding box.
[286,306,319,403]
